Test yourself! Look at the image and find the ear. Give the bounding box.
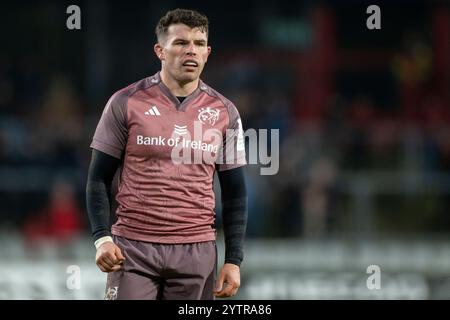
[205,46,212,62]
[154,43,164,61]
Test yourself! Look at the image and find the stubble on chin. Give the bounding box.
[179,71,199,84]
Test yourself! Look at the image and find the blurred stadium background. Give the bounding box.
[1,0,450,299]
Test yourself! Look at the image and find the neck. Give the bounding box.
[160,69,199,97]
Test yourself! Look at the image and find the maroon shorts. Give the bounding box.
[104,235,217,300]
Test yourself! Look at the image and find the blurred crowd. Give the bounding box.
[0,2,449,241]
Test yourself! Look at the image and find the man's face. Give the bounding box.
[155,23,211,85]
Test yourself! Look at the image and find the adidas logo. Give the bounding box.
[145,106,161,116]
[173,124,187,135]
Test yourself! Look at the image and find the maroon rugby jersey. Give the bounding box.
[91,72,246,243]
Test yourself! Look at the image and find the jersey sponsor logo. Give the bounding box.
[145,105,161,116]
[173,124,187,135]
[137,135,166,146]
[136,134,218,153]
[198,107,220,126]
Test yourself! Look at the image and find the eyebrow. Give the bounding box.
[172,38,207,44]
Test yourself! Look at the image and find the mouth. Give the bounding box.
[182,60,199,68]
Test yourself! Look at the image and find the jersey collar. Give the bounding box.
[153,71,207,112]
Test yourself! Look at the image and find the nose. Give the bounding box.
[186,42,197,56]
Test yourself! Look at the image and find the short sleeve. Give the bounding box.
[216,103,247,171]
[90,92,128,159]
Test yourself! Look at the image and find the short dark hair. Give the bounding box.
[155,9,209,41]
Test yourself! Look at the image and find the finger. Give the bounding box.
[214,273,225,293]
[214,283,234,297]
[106,250,124,265]
[214,290,228,298]
[105,252,121,265]
[100,255,116,268]
[97,257,117,273]
[115,247,126,262]
[97,260,110,273]
[96,262,106,273]
[102,263,119,273]
[221,283,236,297]
[110,264,122,272]
[223,281,239,297]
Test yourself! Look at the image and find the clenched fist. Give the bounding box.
[95,241,125,273]
[214,263,241,298]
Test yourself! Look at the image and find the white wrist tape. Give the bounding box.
[94,236,113,249]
